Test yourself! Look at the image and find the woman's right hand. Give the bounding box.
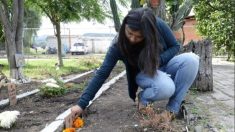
[71,105,83,116]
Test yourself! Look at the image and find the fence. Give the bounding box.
[22,28,116,55]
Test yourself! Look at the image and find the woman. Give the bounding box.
[71,8,199,119]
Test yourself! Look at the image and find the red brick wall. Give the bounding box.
[183,17,202,45]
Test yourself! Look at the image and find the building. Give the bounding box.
[82,33,116,53]
[45,35,81,50]
[183,16,202,45]
[40,33,116,54]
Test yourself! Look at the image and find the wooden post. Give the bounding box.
[8,83,17,105]
[0,83,17,105]
[181,39,213,91]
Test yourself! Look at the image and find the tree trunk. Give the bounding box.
[5,36,19,79]
[15,0,24,54]
[110,0,121,32]
[54,22,63,67]
[182,39,213,91]
[182,27,185,44]
[0,0,26,81]
[147,0,166,20]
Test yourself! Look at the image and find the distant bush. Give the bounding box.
[195,0,235,61]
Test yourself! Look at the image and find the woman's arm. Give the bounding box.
[157,18,180,66]
[77,44,121,110]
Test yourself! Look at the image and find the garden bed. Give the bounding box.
[79,77,214,132]
[1,61,217,132]
[0,81,42,100]
[0,62,125,131]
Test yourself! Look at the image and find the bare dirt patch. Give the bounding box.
[0,63,124,132]
[0,81,42,100]
[1,61,231,131]
[79,76,226,132]
[79,77,187,132]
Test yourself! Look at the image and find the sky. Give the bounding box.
[37,4,130,36]
[37,17,118,36]
[37,7,194,37]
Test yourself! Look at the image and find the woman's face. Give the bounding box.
[125,25,144,45]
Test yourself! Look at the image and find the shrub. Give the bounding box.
[40,76,67,97]
[40,85,67,97]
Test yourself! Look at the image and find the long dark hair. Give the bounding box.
[118,8,162,77]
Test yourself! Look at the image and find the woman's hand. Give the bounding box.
[71,105,83,117]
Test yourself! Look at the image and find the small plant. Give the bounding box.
[191,107,199,114]
[189,87,199,95]
[40,75,67,97]
[63,117,84,132]
[39,85,67,97]
[73,117,84,128]
[63,128,75,132]
[54,76,65,87]
[77,81,88,91]
[0,111,20,129]
[139,109,174,131]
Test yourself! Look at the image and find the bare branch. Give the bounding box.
[12,0,19,33]
[34,1,54,23]
[0,2,12,38]
[15,0,24,53]
[0,0,10,18]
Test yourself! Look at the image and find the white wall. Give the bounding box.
[83,38,113,53]
[44,35,114,54]
[83,37,113,53]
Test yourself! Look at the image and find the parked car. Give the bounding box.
[70,43,88,55]
[45,47,57,54]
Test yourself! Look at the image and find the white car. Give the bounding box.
[70,43,88,55]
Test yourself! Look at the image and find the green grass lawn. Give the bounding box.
[0,55,104,79]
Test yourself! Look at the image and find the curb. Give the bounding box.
[40,70,126,132]
[0,70,94,108]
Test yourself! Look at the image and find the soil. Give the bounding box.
[80,77,187,132]
[78,58,234,132]
[79,75,231,132]
[0,59,233,132]
[0,63,124,132]
[0,81,42,100]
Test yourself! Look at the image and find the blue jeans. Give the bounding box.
[136,53,199,114]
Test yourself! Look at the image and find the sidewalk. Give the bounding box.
[211,58,234,108]
[79,58,234,131]
[193,58,234,131]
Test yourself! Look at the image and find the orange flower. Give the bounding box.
[73,117,84,128]
[63,128,75,132]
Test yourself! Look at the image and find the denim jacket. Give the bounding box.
[78,18,180,109]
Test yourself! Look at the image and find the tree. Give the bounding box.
[0,24,3,41]
[29,0,106,66]
[146,0,166,20]
[194,0,235,61]
[110,0,121,32]
[166,0,193,44]
[23,7,41,53]
[0,24,4,49]
[140,0,193,43]
[103,0,128,32]
[0,0,26,81]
